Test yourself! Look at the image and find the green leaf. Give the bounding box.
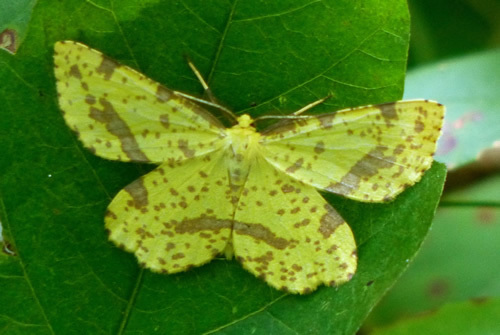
[403,49,500,170]
[371,298,500,335]
[363,173,500,329]
[0,0,37,54]
[0,1,445,334]
[441,173,500,204]
[407,1,500,66]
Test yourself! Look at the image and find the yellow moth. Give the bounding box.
[54,40,444,294]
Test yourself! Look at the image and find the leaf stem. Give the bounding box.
[117,268,145,334]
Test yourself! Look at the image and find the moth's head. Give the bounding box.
[235,114,255,129]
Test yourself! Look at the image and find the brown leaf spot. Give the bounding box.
[427,278,451,298]
[0,28,18,54]
[477,207,496,225]
[2,239,16,256]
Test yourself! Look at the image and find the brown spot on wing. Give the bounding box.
[393,144,405,155]
[317,113,336,129]
[286,158,304,173]
[261,119,298,136]
[314,141,325,154]
[172,253,185,260]
[380,102,398,124]
[178,139,195,158]
[85,95,96,105]
[281,184,295,193]
[96,55,118,80]
[156,85,172,102]
[174,96,225,129]
[69,64,82,79]
[415,119,425,133]
[160,114,170,129]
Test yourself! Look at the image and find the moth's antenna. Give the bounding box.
[255,95,333,122]
[292,94,332,115]
[186,56,215,103]
[173,91,237,123]
[183,56,238,124]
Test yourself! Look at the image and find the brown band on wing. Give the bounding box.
[96,55,118,80]
[89,98,149,161]
[174,216,233,234]
[124,178,149,209]
[326,145,395,195]
[318,204,345,238]
[233,221,290,250]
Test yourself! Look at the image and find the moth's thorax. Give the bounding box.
[225,114,261,186]
[226,114,261,156]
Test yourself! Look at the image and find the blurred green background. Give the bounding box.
[362,0,500,333]
[0,0,499,334]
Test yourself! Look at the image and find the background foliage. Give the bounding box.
[362,0,500,334]
[2,0,497,334]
